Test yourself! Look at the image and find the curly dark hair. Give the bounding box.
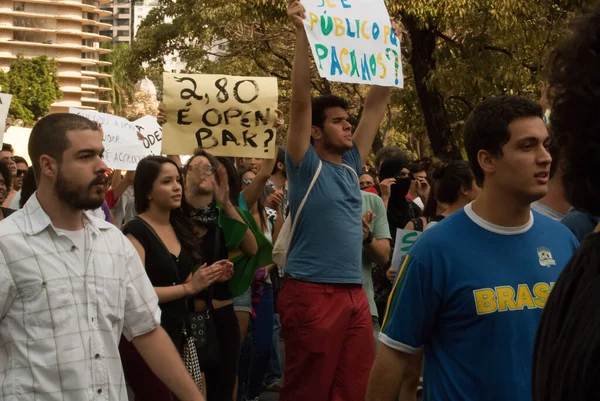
[547,4,600,215]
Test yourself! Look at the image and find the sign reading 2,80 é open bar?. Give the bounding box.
[162,73,279,159]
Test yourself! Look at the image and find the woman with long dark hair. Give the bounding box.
[183,150,258,401]
[119,156,231,401]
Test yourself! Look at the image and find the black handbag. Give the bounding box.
[188,290,220,366]
[188,223,224,366]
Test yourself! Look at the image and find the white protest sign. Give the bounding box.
[390,229,422,270]
[69,108,146,170]
[133,115,163,156]
[0,93,13,147]
[302,0,403,88]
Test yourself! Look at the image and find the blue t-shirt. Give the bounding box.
[561,208,600,243]
[380,203,579,401]
[285,144,363,284]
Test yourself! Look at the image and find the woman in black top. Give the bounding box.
[120,156,232,401]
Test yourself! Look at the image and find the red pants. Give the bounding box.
[279,279,375,401]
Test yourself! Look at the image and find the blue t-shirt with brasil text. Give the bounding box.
[380,203,578,401]
[285,144,363,284]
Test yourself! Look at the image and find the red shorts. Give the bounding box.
[279,279,375,401]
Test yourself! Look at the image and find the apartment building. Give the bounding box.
[0,0,113,111]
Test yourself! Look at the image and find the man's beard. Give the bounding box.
[323,132,351,155]
[55,169,105,211]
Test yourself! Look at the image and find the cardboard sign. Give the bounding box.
[162,73,278,158]
[0,93,13,147]
[302,0,403,87]
[133,115,163,156]
[69,108,146,170]
[390,229,422,270]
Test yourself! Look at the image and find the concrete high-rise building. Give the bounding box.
[0,0,113,112]
[99,0,130,43]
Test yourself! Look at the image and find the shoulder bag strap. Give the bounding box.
[341,163,359,184]
[289,160,322,238]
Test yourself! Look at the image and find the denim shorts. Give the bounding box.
[232,286,252,313]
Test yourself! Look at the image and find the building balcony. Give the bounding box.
[82,70,111,78]
[5,10,113,30]
[58,71,95,80]
[13,0,110,12]
[58,56,96,66]
[0,26,111,43]
[81,97,111,104]
[0,38,110,54]
[81,83,110,91]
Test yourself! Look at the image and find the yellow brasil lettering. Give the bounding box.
[473,282,555,315]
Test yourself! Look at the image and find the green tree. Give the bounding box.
[0,55,61,125]
[129,0,592,159]
[99,43,141,115]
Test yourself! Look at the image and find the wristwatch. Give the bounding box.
[363,231,374,245]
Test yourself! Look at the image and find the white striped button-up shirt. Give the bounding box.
[0,194,161,400]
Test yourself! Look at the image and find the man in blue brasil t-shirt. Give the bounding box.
[366,96,579,401]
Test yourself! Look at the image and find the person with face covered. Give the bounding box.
[378,156,424,236]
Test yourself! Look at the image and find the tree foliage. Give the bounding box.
[129,0,593,159]
[99,43,137,115]
[0,55,61,125]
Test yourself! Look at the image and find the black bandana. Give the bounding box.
[190,202,219,226]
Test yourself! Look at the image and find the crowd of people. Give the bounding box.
[1,0,600,400]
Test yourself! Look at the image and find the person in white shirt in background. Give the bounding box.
[0,113,205,401]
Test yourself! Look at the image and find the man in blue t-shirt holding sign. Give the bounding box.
[279,2,398,401]
[367,96,579,401]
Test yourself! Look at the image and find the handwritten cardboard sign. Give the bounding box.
[162,73,278,158]
[0,93,13,147]
[133,115,163,156]
[302,0,403,88]
[390,229,422,270]
[69,108,146,170]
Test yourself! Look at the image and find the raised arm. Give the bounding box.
[286,0,312,166]
[353,20,400,164]
[242,158,276,210]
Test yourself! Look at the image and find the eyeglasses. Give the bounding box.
[186,164,215,176]
[242,178,253,185]
[359,181,374,189]
[16,169,26,177]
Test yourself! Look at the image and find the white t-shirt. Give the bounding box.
[54,227,86,269]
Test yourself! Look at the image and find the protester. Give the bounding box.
[279,3,397,400]
[0,113,206,400]
[359,171,377,191]
[367,96,579,401]
[18,166,35,208]
[533,5,600,400]
[183,150,258,401]
[8,155,28,209]
[406,163,429,210]
[374,146,406,173]
[404,161,480,232]
[360,190,391,348]
[236,161,281,401]
[0,160,15,220]
[0,143,17,207]
[531,141,570,220]
[237,157,263,175]
[120,155,232,400]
